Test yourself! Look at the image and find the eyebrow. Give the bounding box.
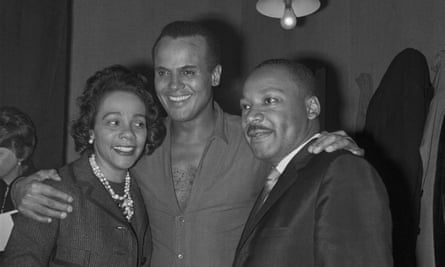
[134,113,147,119]
[101,112,147,120]
[101,112,121,120]
[155,65,198,71]
[180,65,198,69]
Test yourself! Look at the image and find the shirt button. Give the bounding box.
[178,254,184,259]
[178,216,185,223]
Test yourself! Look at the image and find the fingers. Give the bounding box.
[308,132,339,154]
[18,207,54,223]
[35,183,73,203]
[13,174,73,223]
[32,169,61,182]
[19,192,71,222]
[308,131,365,156]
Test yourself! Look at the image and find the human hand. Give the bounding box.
[308,130,364,156]
[12,169,73,223]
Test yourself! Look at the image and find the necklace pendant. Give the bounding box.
[121,197,134,221]
[121,198,133,209]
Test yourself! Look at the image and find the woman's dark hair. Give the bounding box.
[71,65,165,155]
[0,106,37,164]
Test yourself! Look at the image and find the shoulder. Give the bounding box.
[312,151,386,196]
[311,150,372,172]
[45,156,90,191]
[221,112,247,145]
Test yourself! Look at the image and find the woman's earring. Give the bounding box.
[88,136,94,144]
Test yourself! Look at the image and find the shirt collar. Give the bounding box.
[275,133,321,174]
[211,103,229,144]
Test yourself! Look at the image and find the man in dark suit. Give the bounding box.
[233,59,393,267]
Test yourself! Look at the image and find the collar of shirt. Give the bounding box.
[275,133,321,174]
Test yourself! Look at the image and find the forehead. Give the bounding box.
[243,66,299,96]
[97,91,145,114]
[154,36,208,65]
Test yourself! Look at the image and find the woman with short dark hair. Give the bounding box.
[1,65,165,266]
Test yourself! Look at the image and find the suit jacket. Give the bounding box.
[233,147,393,267]
[0,154,151,266]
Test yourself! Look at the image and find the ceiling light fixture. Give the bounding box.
[256,0,321,30]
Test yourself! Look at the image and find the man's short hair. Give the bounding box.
[152,21,221,70]
[255,58,317,97]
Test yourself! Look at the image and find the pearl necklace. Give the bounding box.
[89,154,134,221]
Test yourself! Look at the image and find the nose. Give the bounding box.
[169,73,183,90]
[119,124,136,140]
[244,107,264,124]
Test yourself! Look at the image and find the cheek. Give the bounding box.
[241,119,248,131]
[0,148,18,176]
[154,81,166,95]
[136,131,147,146]
[93,130,113,147]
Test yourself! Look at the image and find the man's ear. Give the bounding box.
[306,96,321,120]
[211,64,222,87]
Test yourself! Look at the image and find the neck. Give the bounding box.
[91,154,127,183]
[170,102,217,144]
[103,170,127,183]
[1,167,21,185]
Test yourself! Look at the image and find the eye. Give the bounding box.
[134,120,146,128]
[156,69,168,77]
[107,120,119,127]
[181,70,196,77]
[240,103,251,111]
[264,97,278,105]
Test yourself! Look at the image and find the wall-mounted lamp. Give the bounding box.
[256,0,321,30]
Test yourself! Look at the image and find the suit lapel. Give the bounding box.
[71,154,128,225]
[237,143,315,250]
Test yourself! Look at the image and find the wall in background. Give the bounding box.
[67,0,445,162]
[0,0,69,169]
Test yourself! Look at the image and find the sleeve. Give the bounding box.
[0,212,59,266]
[314,154,393,267]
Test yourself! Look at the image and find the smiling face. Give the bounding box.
[153,36,221,122]
[90,91,147,179]
[241,65,319,165]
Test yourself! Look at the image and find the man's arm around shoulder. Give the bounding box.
[11,169,73,223]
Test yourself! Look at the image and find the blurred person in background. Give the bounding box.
[0,106,36,214]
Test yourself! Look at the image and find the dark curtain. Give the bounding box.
[0,0,70,169]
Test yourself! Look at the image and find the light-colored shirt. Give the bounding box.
[132,104,269,267]
[275,133,321,174]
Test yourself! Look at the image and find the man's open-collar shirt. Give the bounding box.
[132,104,268,267]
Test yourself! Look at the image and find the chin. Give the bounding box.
[113,157,139,170]
[250,148,270,161]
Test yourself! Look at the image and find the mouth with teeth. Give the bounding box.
[112,146,136,155]
[168,94,191,102]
